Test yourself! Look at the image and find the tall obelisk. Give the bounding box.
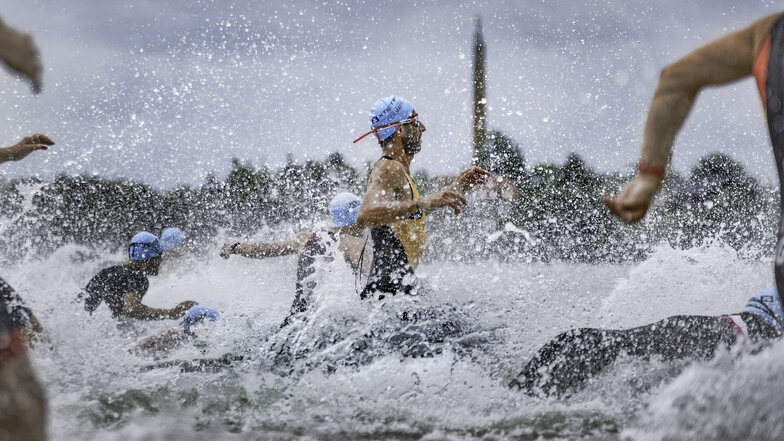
[472,16,487,165]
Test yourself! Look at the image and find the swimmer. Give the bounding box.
[159,227,189,274]
[133,305,219,354]
[160,227,185,253]
[511,287,782,397]
[220,192,365,267]
[222,192,366,325]
[602,13,784,300]
[80,232,197,320]
[353,96,490,299]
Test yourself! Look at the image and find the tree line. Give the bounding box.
[0,132,778,264]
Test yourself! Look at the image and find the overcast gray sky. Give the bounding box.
[0,0,779,188]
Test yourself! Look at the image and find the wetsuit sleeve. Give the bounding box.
[83,273,105,313]
[128,270,149,299]
[639,14,780,168]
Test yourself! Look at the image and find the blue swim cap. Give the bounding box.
[329,192,361,227]
[160,227,185,251]
[369,96,414,142]
[129,232,163,260]
[181,305,219,332]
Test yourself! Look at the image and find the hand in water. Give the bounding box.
[174,301,198,316]
[0,134,54,163]
[0,19,42,93]
[602,174,663,223]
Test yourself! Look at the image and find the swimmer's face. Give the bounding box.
[399,110,425,156]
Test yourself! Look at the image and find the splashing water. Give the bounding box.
[1,241,771,440]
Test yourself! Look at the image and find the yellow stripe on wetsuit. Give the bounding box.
[389,172,426,269]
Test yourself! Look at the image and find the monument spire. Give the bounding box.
[472,15,487,165]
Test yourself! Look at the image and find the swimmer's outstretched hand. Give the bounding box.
[419,189,467,215]
[451,166,491,194]
[219,243,234,259]
[602,173,663,223]
[0,134,54,163]
[173,300,198,317]
[0,19,42,93]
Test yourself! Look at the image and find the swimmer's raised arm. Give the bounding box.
[0,18,42,93]
[356,160,469,228]
[444,166,491,195]
[439,170,519,200]
[0,134,54,164]
[220,231,312,259]
[604,13,780,224]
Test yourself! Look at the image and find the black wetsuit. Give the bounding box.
[360,225,417,299]
[759,15,784,306]
[82,265,149,317]
[0,277,32,330]
[360,156,424,300]
[511,313,780,397]
[281,231,337,327]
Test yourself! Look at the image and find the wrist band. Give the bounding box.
[638,162,666,179]
[230,242,240,254]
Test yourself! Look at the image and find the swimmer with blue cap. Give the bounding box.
[81,231,198,321]
[133,304,220,354]
[222,192,368,326]
[160,227,185,251]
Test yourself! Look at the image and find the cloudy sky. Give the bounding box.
[0,0,779,188]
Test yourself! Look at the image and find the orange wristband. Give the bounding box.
[638,162,666,179]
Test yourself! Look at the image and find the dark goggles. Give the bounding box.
[129,242,162,260]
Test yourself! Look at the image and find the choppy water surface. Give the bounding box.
[6,243,779,440]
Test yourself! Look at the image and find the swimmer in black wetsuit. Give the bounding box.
[511,288,783,397]
[81,232,197,320]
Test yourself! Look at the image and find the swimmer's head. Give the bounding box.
[329,192,361,227]
[181,305,219,332]
[129,232,163,261]
[353,96,416,145]
[160,227,185,251]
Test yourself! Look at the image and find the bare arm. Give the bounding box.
[0,18,42,93]
[440,170,517,200]
[220,231,312,259]
[604,14,779,223]
[0,134,54,164]
[640,14,777,168]
[356,160,424,228]
[122,292,196,320]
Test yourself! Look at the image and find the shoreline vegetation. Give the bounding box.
[0,130,777,264]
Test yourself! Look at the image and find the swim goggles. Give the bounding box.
[129,242,162,260]
[352,117,422,143]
